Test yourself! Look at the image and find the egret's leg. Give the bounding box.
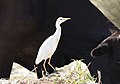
[43,59,49,75]
[34,65,38,79]
[48,57,55,70]
[41,68,45,78]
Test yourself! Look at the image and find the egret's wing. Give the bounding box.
[35,35,58,65]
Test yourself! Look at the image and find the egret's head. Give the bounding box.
[56,17,71,25]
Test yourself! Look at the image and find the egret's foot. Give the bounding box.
[53,68,56,71]
[45,71,49,76]
[42,69,46,78]
[53,69,58,73]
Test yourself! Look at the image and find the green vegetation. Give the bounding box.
[54,60,96,84]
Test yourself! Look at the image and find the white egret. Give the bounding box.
[35,17,71,74]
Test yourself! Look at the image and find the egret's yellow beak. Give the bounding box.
[64,18,71,20]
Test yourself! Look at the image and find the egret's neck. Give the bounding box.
[54,22,61,38]
[55,22,61,29]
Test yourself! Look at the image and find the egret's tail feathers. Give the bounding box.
[35,58,42,65]
[35,59,39,65]
[35,61,39,65]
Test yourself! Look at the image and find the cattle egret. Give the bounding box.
[35,17,71,74]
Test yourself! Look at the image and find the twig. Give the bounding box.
[97,70,102,84]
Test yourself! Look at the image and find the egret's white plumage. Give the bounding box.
[35,17,71,73]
